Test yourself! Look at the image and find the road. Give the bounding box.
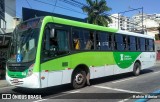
[0,64,160,102]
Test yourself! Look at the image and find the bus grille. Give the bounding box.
[8,66,27,72]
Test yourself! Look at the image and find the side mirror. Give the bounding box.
[50,29,55,38]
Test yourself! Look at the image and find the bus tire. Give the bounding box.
[72,70,87,89]
[133,62,141,76]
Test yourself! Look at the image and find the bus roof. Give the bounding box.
[43,16,118,33]
[40,16,154,39]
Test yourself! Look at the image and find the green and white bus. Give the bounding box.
[6,16,156,89]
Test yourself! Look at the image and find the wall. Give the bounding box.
[5,0,16,32]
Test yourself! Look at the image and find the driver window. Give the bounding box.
[42,24,69,61]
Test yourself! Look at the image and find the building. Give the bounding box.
[131,13,160,36]
[109,13,160,35]
[108,14,131,31]
[0,0,19,34]
[0,0,5,31]
[0,0,18,77]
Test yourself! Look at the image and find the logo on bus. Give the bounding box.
[120,54,124,61]
[120,54,132,61]
[16,54,22,63]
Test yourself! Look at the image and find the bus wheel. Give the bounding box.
[72,70,86,89]
[133,62,141,76]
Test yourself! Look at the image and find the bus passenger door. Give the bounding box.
[40,24,70,88]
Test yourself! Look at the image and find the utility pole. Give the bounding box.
[142,7,144,34]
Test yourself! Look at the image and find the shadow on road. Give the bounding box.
[90,69,154,85]
[12,84,73,98]
[11,69,154,97]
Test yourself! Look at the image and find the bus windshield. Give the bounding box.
[8,18,41,63]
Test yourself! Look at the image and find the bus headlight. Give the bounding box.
[27,64,34,77]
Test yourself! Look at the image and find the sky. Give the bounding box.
[16,0,160,19]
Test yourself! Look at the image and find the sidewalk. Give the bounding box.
[156,60,160,63]
[0,77,10,88]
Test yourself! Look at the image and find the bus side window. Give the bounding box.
[72,30,81,50]
[140,38,145,51]
[145,39,149,51]
[96,32,111,50]
[149,39,154,51]
[115,34,125,51]
[84,31,94,50]
[108,34,112,50]
[136,37,140,51]
[129,36,136,51]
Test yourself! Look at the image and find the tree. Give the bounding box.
[82,0,112,26]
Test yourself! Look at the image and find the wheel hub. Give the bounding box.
[75,73,84,84]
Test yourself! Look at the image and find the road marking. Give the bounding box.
[94,85,141,102]
[68,90,80,93]
[118,98,130,102]
[94,85,142,93]
[33,99,47,102]
[33,90,80,102]
[112,77,137,84]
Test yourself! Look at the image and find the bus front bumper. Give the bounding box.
[6,72,41,88]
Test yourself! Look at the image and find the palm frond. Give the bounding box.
[86,0,94,6]
[82,0,112,26]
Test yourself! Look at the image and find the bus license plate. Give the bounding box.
[13,79,18,83]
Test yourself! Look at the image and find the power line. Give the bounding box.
[59,0,82,8]
[26,0,32,9]
[33,0,86,15]
[60,0,144,28]
[70,0,87,7]
[52,0,58,13]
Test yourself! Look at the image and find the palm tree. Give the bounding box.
[82,0,112,26]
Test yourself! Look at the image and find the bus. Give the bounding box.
[6,16,156,89]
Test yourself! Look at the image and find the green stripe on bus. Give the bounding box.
[40,51,141,72]
[7,69,28,78]
[40,52,116,71]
